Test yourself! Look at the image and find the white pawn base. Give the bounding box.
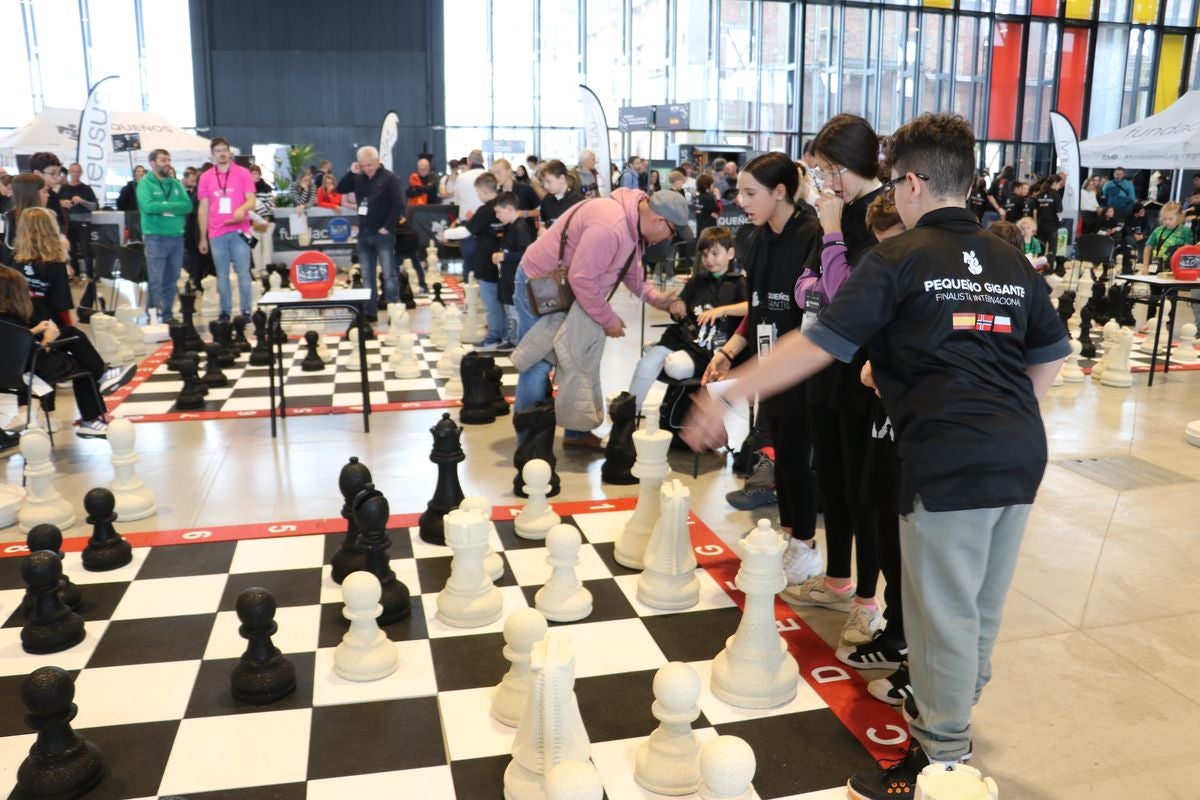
[1186,420,1200,448]
[710,638,797,710]
[915,763,999,800]
[334,637,399,682]
[535,586,592,623]
[437,585,504,628]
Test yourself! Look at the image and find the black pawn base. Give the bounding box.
[21,615,85,656]
[16,668,104,800]
[231,656,296,705]
[417,511,447,546]
[80,538,132,572]
[601,391,638,485]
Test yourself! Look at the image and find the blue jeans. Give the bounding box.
[209,231,252,316]
[144,234,184,321]
[513,266,552,414]
[478,279,506,343]
[358,230,399,315]
[460,236,477,280]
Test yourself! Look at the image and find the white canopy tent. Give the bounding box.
[1079,91,1200,170]
[0,107,214,174]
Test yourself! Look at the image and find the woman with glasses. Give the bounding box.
[784,113,887,648]
[701,151,823,586]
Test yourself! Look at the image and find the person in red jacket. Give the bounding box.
[316,174,343,209]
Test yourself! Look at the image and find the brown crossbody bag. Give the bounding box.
[525,201,636,316]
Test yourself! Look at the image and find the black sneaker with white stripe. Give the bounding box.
[868,664,912,706]
[836,631,907,671]
[99,364,137,395]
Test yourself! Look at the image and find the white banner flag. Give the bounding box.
[379,111,399,171]
[1049,111,1081,224]
[579,85,612,197]
[77,75,117,199]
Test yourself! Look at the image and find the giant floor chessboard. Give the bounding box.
[1073,332,1200,375]
[0,497,906,800]
[104,333,517,424]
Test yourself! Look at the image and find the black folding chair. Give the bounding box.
[1074,234,1117,283]
[92,241,148,311]
[0,319,94,451]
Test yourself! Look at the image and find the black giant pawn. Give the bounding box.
[432,282,445,306]
[601,391,638,485]
[202,343,228,387]
[353,485,412,623]
[513,401,561,498]
[487,362,509,417]
[459,352,497,425]
[176,355,208,410]
[232,315,253,353]
[1056,289,1076,334]
[329,456,373,584]
[27,524,81,612]
[418,414,467,545]
[21,551,86,654]
[177,290,206,353]
[80,488,133,572]
[15,667,104,799]
[230,587,296,704]
[301,331,325,371]
[249,309,273,367]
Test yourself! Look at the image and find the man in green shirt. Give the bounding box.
[137,149,193,322]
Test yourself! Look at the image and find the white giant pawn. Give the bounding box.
[1060,339,1084,382]
[1175,323,1198,364]
[346,327,362,372]
[17,429,75,534]
[437,508,504,628]
[108,316,136,366]
[425,240,441,285]
[437,305,463,376]
[267,271,283,292]
[614,404,673,569]
[444,343,466,398]
[386,304,406,346]
[504,630,590,800]
[535,524,593,623]
[514,459,560,540]
[429,302,447,349]
[710,519,800,709]
[635,662,703,795]
[697,736,756,800]
[115,307,147,357]
[390,332,422,379]
[402,258,420,296]
[491,607,549,727]
[334,571,400,681]
[1100,329,1134,388]
[460,495,504,581]
[107,418,156,521]
[1092,319,1120,380]
[200,275,219,316]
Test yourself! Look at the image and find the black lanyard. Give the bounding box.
[215,168,230,195]
[1153,227,1182,264]
[152,176,174,201]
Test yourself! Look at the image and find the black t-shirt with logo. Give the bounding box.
[743,205,821,417]
[1035,193,1061,235]
[14,260,73,325]
[804,207,1070,513]
[1004,194,1032,223]
[968,189,988,220]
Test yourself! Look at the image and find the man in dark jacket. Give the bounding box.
[337,146,407,319]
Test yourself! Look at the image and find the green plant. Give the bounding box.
[273,143,318,192]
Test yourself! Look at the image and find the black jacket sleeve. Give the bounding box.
[335,171,358,196]
[384,173,406,232]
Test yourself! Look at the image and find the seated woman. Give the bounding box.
[0,267,111,438]
[627,225,747,413]
[316,174,343,209]
[290,171,317,213]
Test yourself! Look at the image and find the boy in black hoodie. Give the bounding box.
[492,191,533,348]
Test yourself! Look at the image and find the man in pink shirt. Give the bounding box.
[197,137,258,321]
[514,187,690,447]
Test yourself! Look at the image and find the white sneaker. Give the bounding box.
[75,419,108,439]
[29,414,64,434]
[841,602,884,646]
[2,414,28,433]
[780,574,854,611]
[781,538,823,586]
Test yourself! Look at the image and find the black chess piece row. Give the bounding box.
[459,352,509,425]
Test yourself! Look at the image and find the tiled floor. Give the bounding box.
[3,281,1199,799]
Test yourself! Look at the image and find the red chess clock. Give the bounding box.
[1171,244,1200,281]
[289,251,336,299]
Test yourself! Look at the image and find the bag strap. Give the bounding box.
[556,200,591,271]
[606,248,638,302]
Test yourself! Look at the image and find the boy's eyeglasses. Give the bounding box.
[881,173,930,202]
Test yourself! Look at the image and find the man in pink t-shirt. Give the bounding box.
[197,137,257,320]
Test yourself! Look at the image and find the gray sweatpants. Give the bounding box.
[900,497,1031,762]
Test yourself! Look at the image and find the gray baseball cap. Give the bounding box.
[647,190,694,241]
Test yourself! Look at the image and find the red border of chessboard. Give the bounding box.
[0,495,910,766]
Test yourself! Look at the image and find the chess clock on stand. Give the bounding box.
[289,251,336,299]
[1170,245,1200,281]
